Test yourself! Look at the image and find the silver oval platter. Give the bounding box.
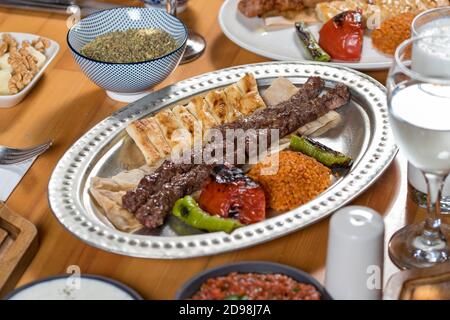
[48,62,397,259]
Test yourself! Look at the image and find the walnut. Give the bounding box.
[0,42,7,57]
[7,46,39,94]
[0,34,48,94]
[2,33,18,53]
[9,73,23,94]
[32,38,50,53]
[9,70,35,94]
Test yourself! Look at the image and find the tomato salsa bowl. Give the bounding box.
[175,261,332,300]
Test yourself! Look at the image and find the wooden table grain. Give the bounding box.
[0,0,445,299]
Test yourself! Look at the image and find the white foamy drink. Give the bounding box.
[389,84,450,174]
[411,18,450,77]
[408,18,450,198]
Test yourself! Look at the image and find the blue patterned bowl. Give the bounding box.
[67,7,187,94]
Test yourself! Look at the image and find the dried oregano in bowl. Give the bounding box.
[80,28,178,63]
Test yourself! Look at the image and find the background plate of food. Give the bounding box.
[48,61,397,259]
[219,0,449,70]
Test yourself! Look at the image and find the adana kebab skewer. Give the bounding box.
[123,76,324,213]
[123,77,350,229]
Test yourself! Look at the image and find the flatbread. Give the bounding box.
[223,84,244,114]
[154,109,192,157]
[205,90,242,124]
[204,90,231,124]
[126,73,266,165]
[225,74,267,116]
[238,91,267,115]
[172,104,203,144]
[262,77,299,106]
[138,117,172,158]
[236,72,258,94]
[125,121,161,165]
[89,167,155,232]
[186,96,219,132]
[298,110,342,136]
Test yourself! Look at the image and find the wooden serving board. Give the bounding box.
[0,202,38,298]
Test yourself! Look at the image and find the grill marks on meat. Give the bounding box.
[208,76,325,163]
[122,162,193,213]
[135,164,213,229]
[238,0,305,18]
[217,76,324,132]
[122,77,351,229]
[279,82,349,136]
[123,76,324,214]
[212,80,349,160]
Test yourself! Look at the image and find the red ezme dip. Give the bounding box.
[191,272,321,300]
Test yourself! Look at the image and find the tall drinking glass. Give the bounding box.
[406,7,450,211]
[412,6,450,37]
[387,35,450,269]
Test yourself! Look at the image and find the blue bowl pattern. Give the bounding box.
[67,7,187,93]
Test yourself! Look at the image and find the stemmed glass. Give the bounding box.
[166,0,206,63]
[406,7,450,212]
[387,35,450,269]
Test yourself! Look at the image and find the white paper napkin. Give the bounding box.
[0,157,36,201]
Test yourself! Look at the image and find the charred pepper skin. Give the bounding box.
[290,135,352,168]
[172,196,243,233]
[319,10,363,62]
[295,22,331,62]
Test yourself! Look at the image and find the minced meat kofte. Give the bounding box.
[191,272,321,300]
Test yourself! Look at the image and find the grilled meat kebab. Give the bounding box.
[123,77,350,229]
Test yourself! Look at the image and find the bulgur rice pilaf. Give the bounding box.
[248,150,331,212]
[371,12,417,56]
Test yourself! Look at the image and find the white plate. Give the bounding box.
[0,32,60,108]
[219,0,392,70]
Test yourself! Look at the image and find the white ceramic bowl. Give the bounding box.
[0,32,60,108]
[4,274,142,300]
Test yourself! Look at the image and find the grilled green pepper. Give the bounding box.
[290,135,352,168]
[172,196,243,233]
[295,22,331,62]
[225,295,249,300]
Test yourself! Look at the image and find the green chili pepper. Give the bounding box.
[225,295,249,300]
[295,22,331,62]
[290,135,352,168]
[172,196,243,233]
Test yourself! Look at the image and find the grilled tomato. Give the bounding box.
[198,165,266,225]
[319,10,363,62]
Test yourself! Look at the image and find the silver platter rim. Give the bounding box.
[48,61,397,259]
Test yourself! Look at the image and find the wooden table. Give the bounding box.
[0,0,444,300]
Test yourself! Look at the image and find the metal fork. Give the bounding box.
[0,140,53,165]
